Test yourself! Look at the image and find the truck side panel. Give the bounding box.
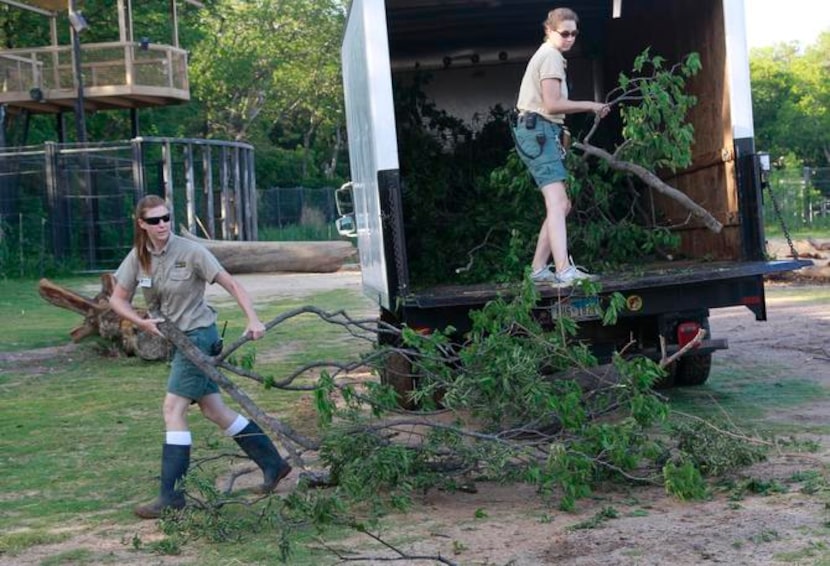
[341,0,401,309]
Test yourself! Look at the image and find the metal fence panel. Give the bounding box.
[763,167,830,232]
[258,186,338,228]
[0,138,256,274]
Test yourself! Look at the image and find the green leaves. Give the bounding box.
[663,460,708,501]
[615,51,701,172]
[750,33,830,167]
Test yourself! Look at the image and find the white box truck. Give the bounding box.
[336,0,809,391]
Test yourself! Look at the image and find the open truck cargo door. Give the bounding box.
[341,0,407,310]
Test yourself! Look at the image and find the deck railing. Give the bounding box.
[0,41,189,102]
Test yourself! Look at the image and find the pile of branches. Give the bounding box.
[396,49,719,287]
[146,278,788,562]
[160,279,764,513]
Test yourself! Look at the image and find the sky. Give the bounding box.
[744,0,830,49]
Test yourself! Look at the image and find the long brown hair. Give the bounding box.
[133,195,168,274]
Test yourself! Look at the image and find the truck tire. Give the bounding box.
[671,316,713,386]
[673,353,712,386]
[381,350,417,410]
[377,311,418,409]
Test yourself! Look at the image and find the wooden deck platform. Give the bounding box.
[0,41,190,113]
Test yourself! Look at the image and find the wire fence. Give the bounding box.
[2,150,825,278]
[763,167,830,234]
[0,138,258,277]
[258,186,338,227]
[0,177,342,277]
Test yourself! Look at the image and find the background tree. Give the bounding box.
[750,32,830,167]
[0,0,348,186]
[188,0,347,186]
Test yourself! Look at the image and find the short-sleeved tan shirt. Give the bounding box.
[114,234,224,332]
[516,42,568,124]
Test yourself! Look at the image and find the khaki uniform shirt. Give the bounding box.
[516,42,568,124]
[114,234,224,332]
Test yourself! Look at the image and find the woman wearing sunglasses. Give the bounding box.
[513,7,610,286]
[109,194,291,518]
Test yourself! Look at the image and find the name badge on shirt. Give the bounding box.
[138,277,152,288]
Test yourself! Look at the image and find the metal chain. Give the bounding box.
[764,181,798,260]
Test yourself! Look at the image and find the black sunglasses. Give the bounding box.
[555,29,579,39]
[142,213,171,225]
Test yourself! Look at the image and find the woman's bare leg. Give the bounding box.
[534,181,571,273]
[197,393,239,430]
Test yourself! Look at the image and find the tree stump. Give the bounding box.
[38,275,170,361]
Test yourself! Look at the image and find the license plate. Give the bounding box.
[550,296,601,320]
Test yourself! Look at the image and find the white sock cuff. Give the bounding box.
[166,430,192,446]
[224,414,250,437]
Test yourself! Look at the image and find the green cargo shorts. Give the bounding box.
[513,117,568,188]
[167,324,220,400]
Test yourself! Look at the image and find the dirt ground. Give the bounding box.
[4,239,830,565]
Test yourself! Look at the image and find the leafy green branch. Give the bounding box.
[151,278,785,559]
[574,50,723,233]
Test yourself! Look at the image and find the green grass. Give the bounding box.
[666,373,829,426]
[764,225,830,239]
[258,223,351,242]
[764,285,830,304]
[666,284,830,430]
[0,276,378,563]
[0,277,99,351]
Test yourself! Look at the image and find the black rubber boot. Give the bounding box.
[134,443,190,519]
[233,421,292,493]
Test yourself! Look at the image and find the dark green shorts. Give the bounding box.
[167,324,220,400]
[513,118,568,188]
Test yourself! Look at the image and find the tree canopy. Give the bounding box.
[749,32,830,167]
[0,0,348,187]
[2,3,826,185]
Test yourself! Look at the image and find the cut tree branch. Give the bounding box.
[574,141,723,233]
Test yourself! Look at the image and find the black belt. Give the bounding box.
[517,111,559,125]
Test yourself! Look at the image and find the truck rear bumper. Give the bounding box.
[639,338,729,359]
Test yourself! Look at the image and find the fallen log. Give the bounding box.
[180,231,356,274]
[808,238,830,252]
[38,275,170,361]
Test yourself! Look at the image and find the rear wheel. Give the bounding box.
[381,350,418,410]
[378,310,421,409]
[673,353,712,386]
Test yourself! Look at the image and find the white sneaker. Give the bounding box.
[554,259,597,286]
[530,265,558,283]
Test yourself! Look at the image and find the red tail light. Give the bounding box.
[677,321,702,349]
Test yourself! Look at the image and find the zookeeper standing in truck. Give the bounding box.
[513,6,610,286]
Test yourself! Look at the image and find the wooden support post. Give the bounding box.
[184,142,195,235]
[233,145,242,240]
[202,144,215,238]
[220,145,230,240]
[162,139,175,229]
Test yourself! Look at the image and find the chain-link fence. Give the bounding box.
[259,186,337,227]
[257,185,342,241]
[763,167,830,234]
[0,138,257,277]
[0,143,344,278]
